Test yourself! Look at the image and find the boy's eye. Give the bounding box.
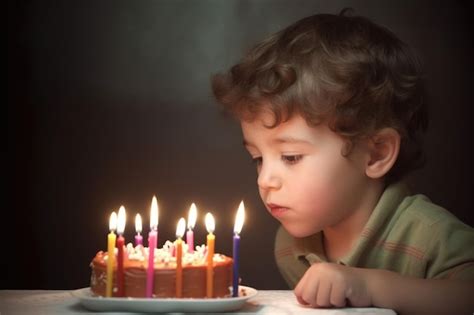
[282,155,303,165]
[251,157,263,166]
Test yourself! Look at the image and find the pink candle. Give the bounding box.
[135,213,143,246]
[146,196,159,298]
[186,203,197,253]
[146,229,157,297]
[170,243,176,257]
[186,230,194,254]
[116,206,127,297]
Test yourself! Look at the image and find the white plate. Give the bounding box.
[73,286,258,313]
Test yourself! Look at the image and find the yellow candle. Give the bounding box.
[175,218,185,298]
[106,212,117,297]
[205,213,215,298]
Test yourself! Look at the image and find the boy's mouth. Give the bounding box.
[267,203,289,217]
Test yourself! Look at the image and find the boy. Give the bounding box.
[211,10,474,314]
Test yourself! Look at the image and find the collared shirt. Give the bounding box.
[274,181,474,288]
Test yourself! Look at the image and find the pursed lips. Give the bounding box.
[267,203,289,217]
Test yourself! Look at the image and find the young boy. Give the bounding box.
[212,10,474,314]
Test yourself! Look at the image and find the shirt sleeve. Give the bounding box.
[425,215,474,280]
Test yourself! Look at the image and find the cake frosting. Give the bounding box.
[90,241,233,298]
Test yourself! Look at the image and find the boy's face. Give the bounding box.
[241,110,372,238]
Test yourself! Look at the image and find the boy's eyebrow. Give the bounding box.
[242,137,312,147]
[271,136,313,145]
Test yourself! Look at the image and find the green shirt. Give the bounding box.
[275,181,474,288]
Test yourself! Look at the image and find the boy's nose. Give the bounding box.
[257,164,282,190]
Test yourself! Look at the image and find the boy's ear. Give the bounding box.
[365,128,401,179]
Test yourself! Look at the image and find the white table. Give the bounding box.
[0,289,396,315]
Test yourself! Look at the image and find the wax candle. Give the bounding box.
[170,243,176,257]
[106,211,117,297]
[175,217,186,298]
[116,205,126,297]
[205,212,215,298]
[232,201,245,297]
[146,196,159,298]
[186,203,197,253]
[135,213,143,246]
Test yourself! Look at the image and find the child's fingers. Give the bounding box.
[303,278,319,307]
[294,269,308,299]
[296,294,309,305]
[330,281,347,307]
[294,275,305,298]
[295,272,319,306]
[315,280,331,307]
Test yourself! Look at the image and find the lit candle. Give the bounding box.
[232,201,245,297]
[175,217,186,298]
[116,205,126,297]
[135,213,143,246]
[186,203,197,253]
[205,212,215,298]
[106,211,117,297]
[146,196,159,298]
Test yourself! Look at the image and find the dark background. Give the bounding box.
[7,0,473,290]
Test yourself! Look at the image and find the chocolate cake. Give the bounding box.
[90,242,233,298]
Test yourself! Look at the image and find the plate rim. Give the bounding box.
[73,285,258,312]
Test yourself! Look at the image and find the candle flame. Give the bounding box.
[109,211,117,232]
[150,195,159,230]
[187,203,197,230]
[234,201,245,235]
[117,206,126,235]
[135,213,142,234]
[176,217,186,239]
[205,212,215,234]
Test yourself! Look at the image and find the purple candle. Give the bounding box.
[146,196,159,298]
[135,213,143,246]
[232,201,245,297]
[232,233,240,297]
[186,203,197,253]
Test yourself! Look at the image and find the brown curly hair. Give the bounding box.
[211,9,428,184]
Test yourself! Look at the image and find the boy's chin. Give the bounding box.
[282,223,319,238]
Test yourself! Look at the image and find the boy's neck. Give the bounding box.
[322,180,384,263]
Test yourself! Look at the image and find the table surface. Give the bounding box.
[0,289,396,315]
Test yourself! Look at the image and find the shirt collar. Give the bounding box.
[292,231,326,263]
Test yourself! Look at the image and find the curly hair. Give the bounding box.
[211,9,428,184]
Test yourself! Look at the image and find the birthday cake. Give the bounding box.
[90,241,233,298]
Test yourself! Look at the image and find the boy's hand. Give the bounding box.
[294,262,372,308]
